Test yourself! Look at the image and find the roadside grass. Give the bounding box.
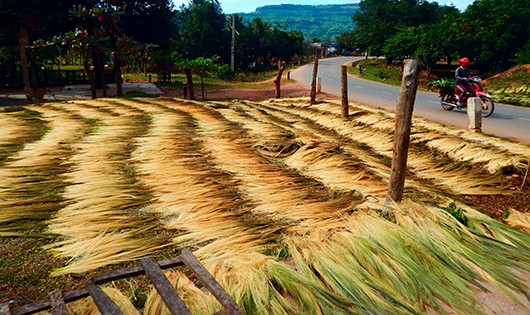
[482,66,530,107]
[43,65,83,71]
[349,59,404,87]
[124,68,290,91]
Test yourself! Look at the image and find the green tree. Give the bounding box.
[120,0,177,49]
[516,40,530,64]
[1,0,176,66]
[382,27,418,63]
[415,7,463,76]
[235,17,304,71]
[187,57,220,99]
[462,0,530,72]
[173,0,229,61]
[350,0,440,56]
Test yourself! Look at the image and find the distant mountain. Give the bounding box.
[236,4,359,41]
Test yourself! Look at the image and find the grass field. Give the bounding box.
[1,97,529,314]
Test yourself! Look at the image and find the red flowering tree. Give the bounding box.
[33,0,130,98]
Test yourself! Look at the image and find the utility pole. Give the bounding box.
[230,15,239,71]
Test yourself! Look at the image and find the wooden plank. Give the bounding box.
[84,280,123,315]
[92,256,184,284]
[141,257,192,315]
[48,290,67,315]
[62,288,90,303]
[11,300,50,315]
[1,302,12,315]
[10,256,184,315]
[180,249,246,315]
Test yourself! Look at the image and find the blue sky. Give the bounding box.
[171,1,475,14]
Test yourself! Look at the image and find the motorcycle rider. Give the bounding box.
[455,57,471,107]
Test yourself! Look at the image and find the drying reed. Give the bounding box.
[45,101,162,275]
[1,97,529,314]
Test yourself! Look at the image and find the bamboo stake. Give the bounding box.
[341,65,349,118]
[310,57,319,105]
[274,60,285,99]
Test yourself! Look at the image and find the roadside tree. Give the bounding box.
[462,0,530,72]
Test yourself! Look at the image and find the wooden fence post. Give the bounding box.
[310,57,319,105]
[341,65,349,118]
[467,97,482,133]
[274,60,285,98]
[385,59,421,211]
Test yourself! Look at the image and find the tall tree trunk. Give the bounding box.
[19,17,33,101]
[92,50,106,97]
[185,68,195,100]
[113,52,123,97]
[200,75,205,100]
[28,48,38,90]
[99,53,107,97]
[84,59,97,99]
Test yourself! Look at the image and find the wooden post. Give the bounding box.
[310,57,319,105]
[287,71,290,80]
[317,77,321,93]
[385,59,421,209]
[467,97,482,133]
[0,302,12,315]
[341,65,349,118]
[274,60,285,98]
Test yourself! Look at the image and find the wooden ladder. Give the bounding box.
[3,249,245,315]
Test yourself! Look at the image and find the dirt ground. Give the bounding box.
[158,80,339,101]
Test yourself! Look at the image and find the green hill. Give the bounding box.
[237,4,359,41]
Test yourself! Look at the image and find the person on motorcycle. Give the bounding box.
[455,57,472,107]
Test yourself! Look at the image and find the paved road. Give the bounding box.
[291,56,530,144]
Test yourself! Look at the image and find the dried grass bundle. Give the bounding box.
[265,100,514,194]
[144,271,220,314]
[0,106,87,234]
[2,98,529,314]
[124,100,267,253]
[67,285,140,315]
[0,112,29,146]
[45,101,160,275]
[501,209,530,232]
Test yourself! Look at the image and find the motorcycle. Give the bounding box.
[439,76,495,117]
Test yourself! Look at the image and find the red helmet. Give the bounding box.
[460,57,469,65]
